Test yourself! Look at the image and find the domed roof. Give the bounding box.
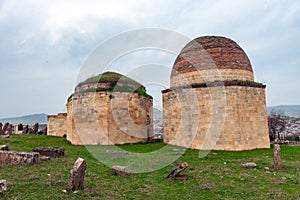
[73,71,151,98]
[172,36,253,74]
[77,71,143,88]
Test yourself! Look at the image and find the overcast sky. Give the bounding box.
[0,0,299,118]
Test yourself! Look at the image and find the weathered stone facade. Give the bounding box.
[47,113,67,137]
[163,36,270,151]
[171,69,254,87]
[66,91,153,145]
[48,72,153,145]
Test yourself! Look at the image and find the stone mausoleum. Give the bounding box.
[48,72,153,145]
[162,36,270,150]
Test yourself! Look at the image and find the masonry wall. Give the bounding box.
[0,151,39,165]
[163,86,270,151]
[171,69,254,87]
[67,91,153,145]
[47,113,67,137]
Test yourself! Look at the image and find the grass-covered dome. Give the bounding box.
[72,71,152,99]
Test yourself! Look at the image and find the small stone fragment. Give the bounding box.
[1,135,10,139]
[240,162,257,168]
[111,165,130,176]
[40,156,51,161]
[166,162,188,178]
[0,145,8,151]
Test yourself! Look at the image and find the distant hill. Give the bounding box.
[153,108,163,120]
[267,105,300,118]
[0,113,48,125]
[1,105,297,126]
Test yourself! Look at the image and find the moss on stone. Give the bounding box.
[72,72,152,99]
[77,71,145,90]
[162,80,266,93]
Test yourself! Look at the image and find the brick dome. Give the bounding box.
[171,36,254,87]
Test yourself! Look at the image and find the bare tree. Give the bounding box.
[268,110,287,141]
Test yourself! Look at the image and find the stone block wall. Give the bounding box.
[75,82,110,93]
[171,69,254,87]
[32,147,65,158]
[0,151,39,165]
[67,92,110,145]
[163,85,270,151]
[47,113,67,137]
[67,91,153,145]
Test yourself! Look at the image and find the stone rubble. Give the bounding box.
[0,145,8,151]
[111,165,130,176]
[32,147,65,158]
[240,162,257,168]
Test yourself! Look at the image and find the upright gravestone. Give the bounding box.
[32,123,39,134]
[0,123,3,135]
[0,180,6,194]
[273,144,281,171]
[7,125,13,136]
[38,126,47,135]
[2,123,9,134]
[14,125,19,135]
[18,124,23,131]
[67,157,87,192]
[22,125,29,134]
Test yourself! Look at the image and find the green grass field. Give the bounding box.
[0,135,299,199]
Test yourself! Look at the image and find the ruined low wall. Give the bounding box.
[163,85,270,151]
[47,113,67,137]
[32,147,65,158]
[0,151,39,165]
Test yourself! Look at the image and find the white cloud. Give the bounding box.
[0,0,299,117]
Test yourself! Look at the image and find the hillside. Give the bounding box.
[0,113,48,125]
[267,105,300,118]
[0,135,299,199]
